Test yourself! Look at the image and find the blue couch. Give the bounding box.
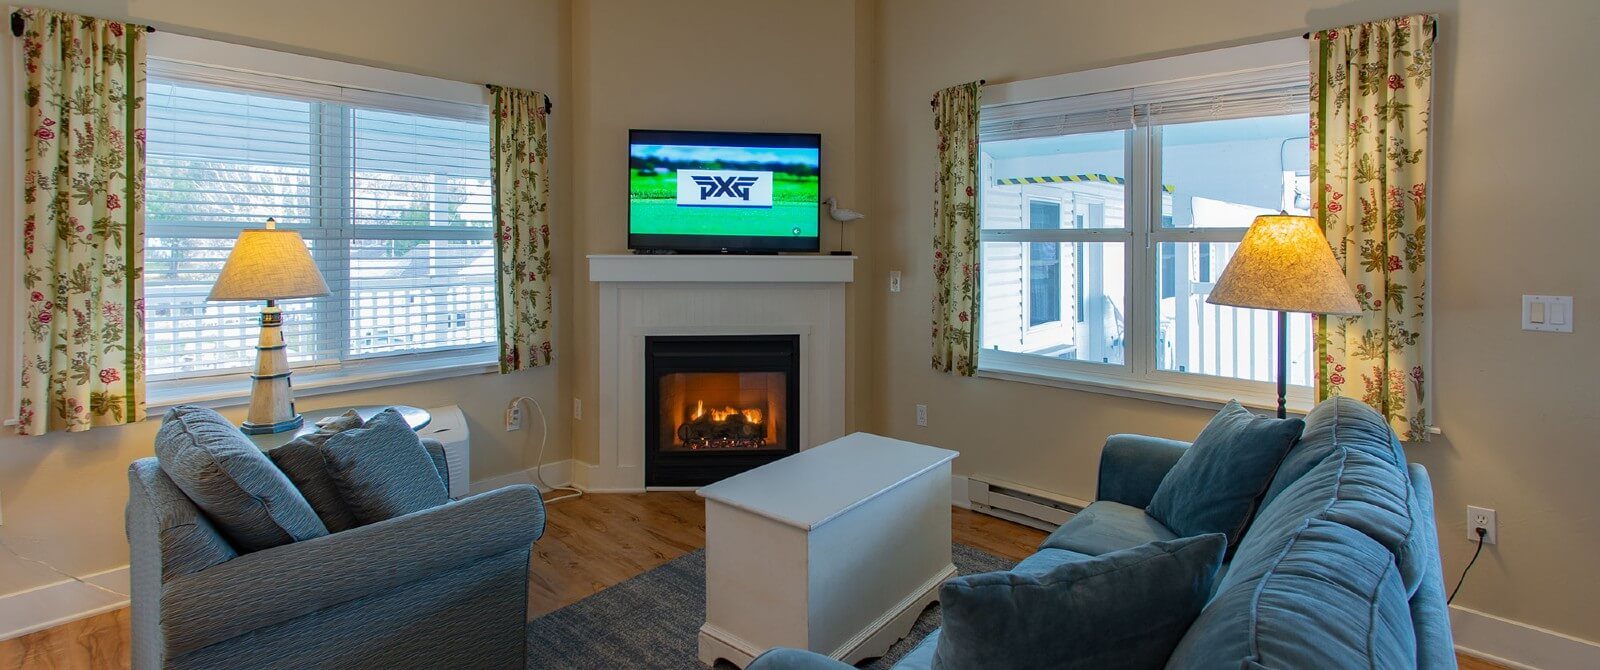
[749,398,1455,669]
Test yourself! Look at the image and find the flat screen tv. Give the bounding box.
[628,129,821,253]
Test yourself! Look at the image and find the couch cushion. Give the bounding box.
[896,633,939,670]
[1145,401,1303,551]
[321,409,449,524]
[933,534,1225,670]
[154,406,328,552]
[267,410,364,532]
[1012,546,1094,575]
[1166,519,1416,669]
[1258,397,1428,596]
[1040,500,1178,556]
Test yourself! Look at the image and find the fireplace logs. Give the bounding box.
[677,400,768,450]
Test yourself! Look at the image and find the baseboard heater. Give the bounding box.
[966,475,1091,532]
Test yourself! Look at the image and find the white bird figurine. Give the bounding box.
[824,197,865,222]
[823,197,864,256]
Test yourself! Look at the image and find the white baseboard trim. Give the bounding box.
[569,460,645,492]
[0,565,129,642]
[467,459,576,497]
[1452,605,1600,670]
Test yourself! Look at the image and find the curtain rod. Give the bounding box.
[484,85,554,114]
[11,11,156,37]
[1303,20,1437,40]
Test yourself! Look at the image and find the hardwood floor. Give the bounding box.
[1,492,1510,669]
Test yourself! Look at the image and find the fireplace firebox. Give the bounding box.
[644,335,800,487]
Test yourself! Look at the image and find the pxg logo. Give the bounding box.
[692,175,759,200]
[676,169,773,208]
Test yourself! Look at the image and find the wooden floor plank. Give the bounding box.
[0,493,1512,669]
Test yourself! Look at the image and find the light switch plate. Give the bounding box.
[1522,295,1573,332]
[889,271,902,293]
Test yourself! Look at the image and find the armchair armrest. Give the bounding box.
[160,484,545,657]
[1096,434,1190,509]
[747,648,856,670]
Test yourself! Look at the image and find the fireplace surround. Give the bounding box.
[584,254,854,491]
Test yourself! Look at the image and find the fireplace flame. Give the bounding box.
[689,399,762,425]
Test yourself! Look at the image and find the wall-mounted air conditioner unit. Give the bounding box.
[966,475,1091,532]
[418,405,470,498]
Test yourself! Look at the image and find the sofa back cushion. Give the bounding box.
[267,410,365,532]
[1166,519,1416,669]
[934,534,1225,670]
[321,408,450,524]
[154,405,328,552]
[1259,397,1429,596]
[1145,401,1303,551]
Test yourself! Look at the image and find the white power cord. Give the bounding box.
[510,396,582,504]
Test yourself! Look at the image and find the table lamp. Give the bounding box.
[207,218,331,434]
[1207,214,1360,418]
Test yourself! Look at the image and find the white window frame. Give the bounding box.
[976,37,1319,414]
[143,33,502,411]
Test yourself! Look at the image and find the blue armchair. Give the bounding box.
[126,448,544,669]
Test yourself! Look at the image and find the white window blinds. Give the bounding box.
[144,62,497,381]
[979,63,1308,140]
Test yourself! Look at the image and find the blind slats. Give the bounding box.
[981,63,1308,142]
[146,70,498,380]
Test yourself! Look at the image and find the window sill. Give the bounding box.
[975,355,1314,417]
[147,352,500,415]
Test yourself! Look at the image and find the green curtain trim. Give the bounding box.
[123,29,138,415]
[489,88,507,372]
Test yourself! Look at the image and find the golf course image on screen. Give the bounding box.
[629,139,820,241]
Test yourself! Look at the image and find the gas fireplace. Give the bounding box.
[644,334,800,487]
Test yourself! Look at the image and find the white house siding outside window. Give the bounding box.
[978,40,1316,407]
[143,59,497,389]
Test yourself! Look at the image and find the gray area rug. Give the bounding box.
[527,544,1015,669]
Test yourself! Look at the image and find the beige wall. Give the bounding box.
[0,0,572,594]
[566,0,870,464]
[869,0,1600,643]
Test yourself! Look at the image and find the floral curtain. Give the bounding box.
[490,86,554,372]
[1311,15,1435,441]
[15,9,147,435]
[931,82,981,376]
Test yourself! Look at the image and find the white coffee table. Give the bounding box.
[696,432,958,668]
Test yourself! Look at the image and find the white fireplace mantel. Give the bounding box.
[580,254,856,491]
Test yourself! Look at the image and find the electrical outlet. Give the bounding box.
[573,397,583,421]
[915,403,928,427]
[505,403,523,432]
[1467,506,1497,544]
[889,270,903,293]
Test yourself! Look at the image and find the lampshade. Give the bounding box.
[207,219,331,302]
[1207,214,1360,316]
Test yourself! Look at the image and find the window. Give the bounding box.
[143,65,496,384]
[977,41,1313,406]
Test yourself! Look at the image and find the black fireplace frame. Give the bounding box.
[644,334,801,487]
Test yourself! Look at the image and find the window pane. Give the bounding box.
[1156,242,1312,385]
[348,239,497,357]
[982,130,1126,230]
[982,241,1125,365]
[352,109,493,229]
[1160,114,1310,228]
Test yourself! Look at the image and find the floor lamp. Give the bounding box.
[1206,214,1360,418]
[207,218,331,434]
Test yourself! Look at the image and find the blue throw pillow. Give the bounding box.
[267,410,365,532]
[933,534,1226,670]
[1145,401,1303,550]
[154,405,328,552]
[320,408,449,524]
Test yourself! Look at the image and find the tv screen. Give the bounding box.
[629,130,821,253]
